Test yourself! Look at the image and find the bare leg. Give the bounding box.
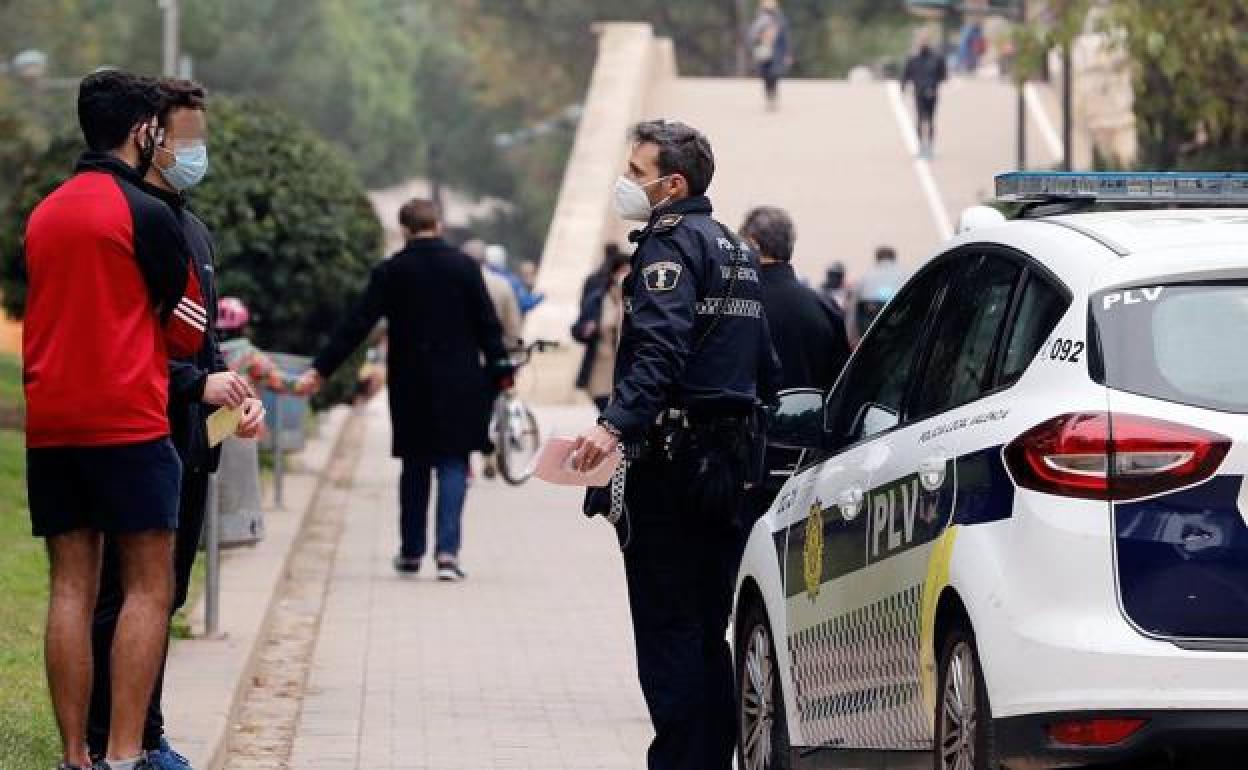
[107,531,174,761]
[46,530,104,769]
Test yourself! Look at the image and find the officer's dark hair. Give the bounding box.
[631,119,715,197]
[875,245,898,263]
[157,78,207,122]
[78,69,165,152]
[740,206,796,262]
[399,198,441,234]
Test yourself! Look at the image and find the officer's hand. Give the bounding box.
[204,372,253,409]
[235,397,267,439]
[574,424,619,473]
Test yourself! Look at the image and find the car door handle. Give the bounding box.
[838,487,864,521]
[920,456,948,492]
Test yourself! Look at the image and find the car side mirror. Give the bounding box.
[767,388,827,451]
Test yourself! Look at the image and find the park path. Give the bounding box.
[226,396,653,770]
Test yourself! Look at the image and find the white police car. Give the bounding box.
[734,172,1248,770]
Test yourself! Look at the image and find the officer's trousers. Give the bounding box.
[619,457,742,770]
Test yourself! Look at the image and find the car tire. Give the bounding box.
[736,596,791,770]
[933,624,999,770]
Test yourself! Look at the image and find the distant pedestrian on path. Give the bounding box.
[463,238,523,351]
[296,200,512,581]
[572,243,629,413]
[748,0,792,111]
[902,39,947,159]
[23,70,208,770]
[86,78,265,770]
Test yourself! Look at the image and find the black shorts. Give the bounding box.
[27,437,182,538]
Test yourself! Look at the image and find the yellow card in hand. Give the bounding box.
[206,407,243,447]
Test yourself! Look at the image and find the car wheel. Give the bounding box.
[737,596,791,770]
[934,625,999,770]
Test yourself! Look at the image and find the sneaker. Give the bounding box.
[436,558,466,582]
[393,555,421,577]
[146,738,193,770]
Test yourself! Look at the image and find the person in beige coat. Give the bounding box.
[462,238,523,350]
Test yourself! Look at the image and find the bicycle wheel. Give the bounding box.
[497,397,541,485]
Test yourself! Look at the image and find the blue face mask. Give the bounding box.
[159,142,209,191]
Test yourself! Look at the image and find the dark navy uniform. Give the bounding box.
[601,195,780,770]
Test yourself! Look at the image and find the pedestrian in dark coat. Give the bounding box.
[739,206,851,521]
[298,199,511,580]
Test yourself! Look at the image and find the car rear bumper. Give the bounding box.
[996,709,1248,769]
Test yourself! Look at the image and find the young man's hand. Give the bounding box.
[295,369,323,397]
[235,397,266,439]
[204,372,253,409]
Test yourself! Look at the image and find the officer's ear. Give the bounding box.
[668,173,690,199]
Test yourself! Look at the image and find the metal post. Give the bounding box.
[159,0,180,78]
[1016,0,1028,170]
[1061,39,1074,171]
[273,394,284,509]
[204,472,221,637]
[735,0,750,76]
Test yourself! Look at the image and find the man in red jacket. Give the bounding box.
[23,70,204,770]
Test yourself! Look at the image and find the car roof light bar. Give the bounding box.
[995,172,1248,204]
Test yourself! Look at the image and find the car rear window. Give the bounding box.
[1091,281,1248,413]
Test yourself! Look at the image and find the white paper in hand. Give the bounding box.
[533,436,620,487]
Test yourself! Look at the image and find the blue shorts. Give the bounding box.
[27,437,182,538]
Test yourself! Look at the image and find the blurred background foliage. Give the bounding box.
[0,0,1243,287]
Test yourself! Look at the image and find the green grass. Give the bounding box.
[0,429,59,768]
[0,354,21,411]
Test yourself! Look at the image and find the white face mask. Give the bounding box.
[614,175,671,222]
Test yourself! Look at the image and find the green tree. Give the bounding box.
[1103,1,1248,169]
[0,96,382,404]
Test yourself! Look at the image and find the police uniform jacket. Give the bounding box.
[602,195,782,441]
[313,237,509,457]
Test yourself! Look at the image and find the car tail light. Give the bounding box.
[1005,412,1229,501]
[1047,718,1147,747]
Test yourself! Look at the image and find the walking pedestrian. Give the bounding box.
[738,206,850,522]
[820,260,848,311]
[464,238,523,351]
[296,200,512,581]
[575,119,781,770]
[748,0,792,110]
[572,244,619,406]
[845,245,909,345]
[584,250,631,414]
[85,78,266,770]
[23,70,209,770]
[902,39,948,158]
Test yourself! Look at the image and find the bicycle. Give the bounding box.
[489,339,559,485]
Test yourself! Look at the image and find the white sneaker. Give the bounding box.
[436,560,466,582]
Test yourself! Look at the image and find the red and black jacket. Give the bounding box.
[23,152,205,448]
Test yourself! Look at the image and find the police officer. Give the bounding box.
[575,120,781,770]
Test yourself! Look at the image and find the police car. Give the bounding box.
[734,172,1248,770]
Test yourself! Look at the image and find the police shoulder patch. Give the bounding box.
[652,213,684,233]
[642,260,683,292]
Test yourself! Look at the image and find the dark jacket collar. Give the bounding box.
[629,194,714,243]
[75,151,186,209]
[760,261,797,283]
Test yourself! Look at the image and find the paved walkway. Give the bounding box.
[285,398,652,770]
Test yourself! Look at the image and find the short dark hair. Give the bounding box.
[631,119,715,196]
[399,199,441,233]
[875,245,898,263]
[741,206,796,262]
[158,78,206,123]
[77,70,164,152]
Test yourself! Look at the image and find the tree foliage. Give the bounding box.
[1103,0,1248,169]
[0,96,381,404]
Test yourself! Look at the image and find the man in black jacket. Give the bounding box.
[297,199,511,581]
[87,78,265,770]
[739,206,851,517]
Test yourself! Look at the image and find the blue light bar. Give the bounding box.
[995,172,1248,204]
